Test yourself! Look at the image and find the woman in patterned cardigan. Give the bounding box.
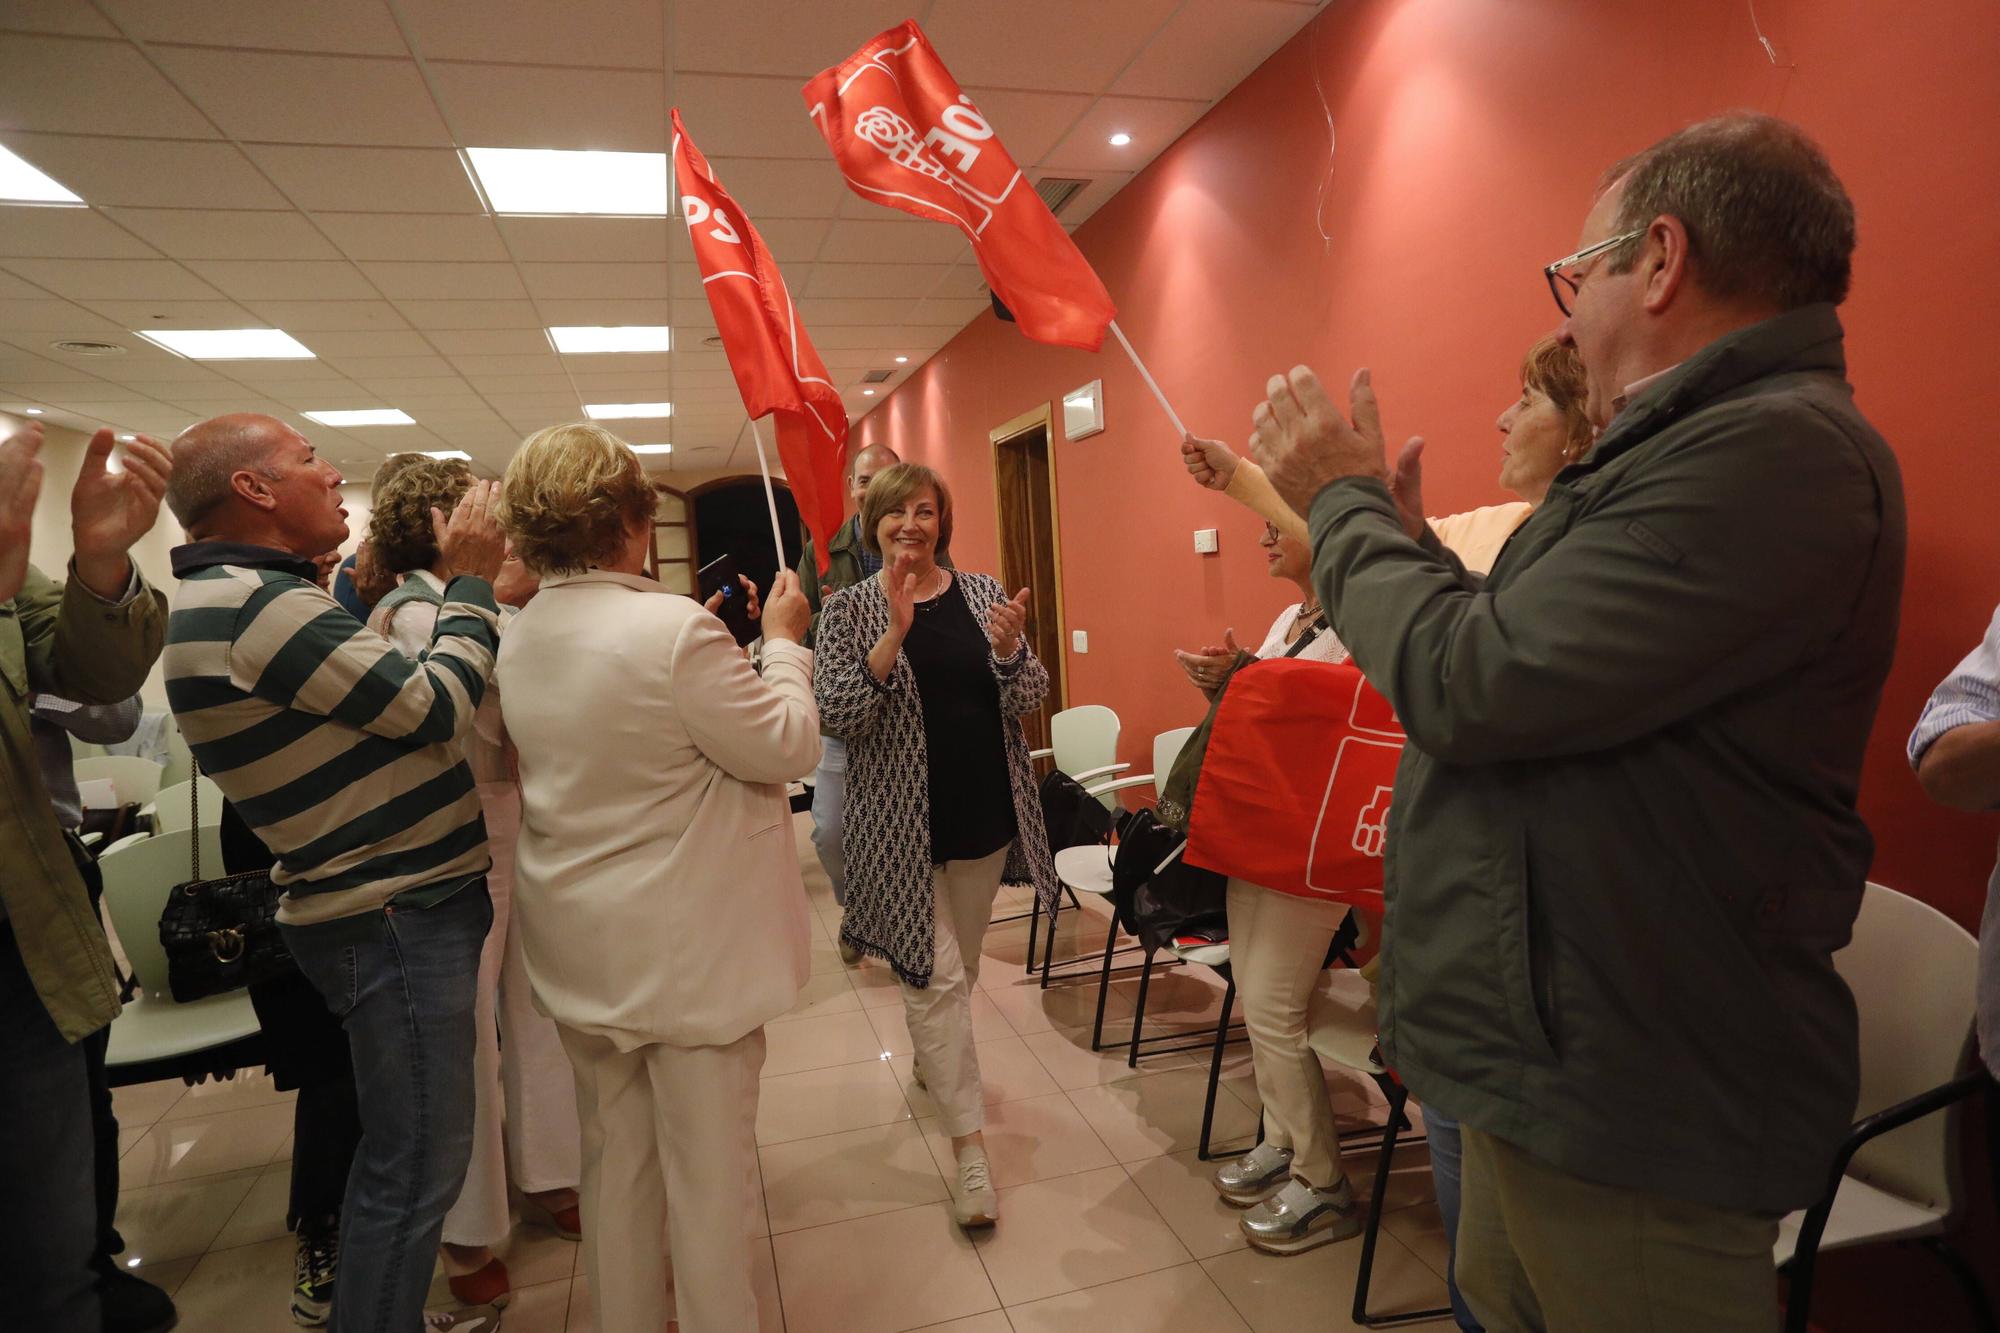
[814,463,1056,1231]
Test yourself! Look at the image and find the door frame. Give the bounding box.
[988,402,1069,711]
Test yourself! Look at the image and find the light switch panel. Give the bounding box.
[1193,528,1219,554]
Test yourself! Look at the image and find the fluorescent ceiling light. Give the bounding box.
[894,356,909,363]
[584,402,673,420]
[862,389,876,396]
[24,408,43,415]
[419,450,471,460]
[1108,132,1133,147]
[548,326,672,354]
[630,444,673,455]
[303,408,416,427]
[465,147,668,216]
[135,328,314,360]
[0,145,82,205]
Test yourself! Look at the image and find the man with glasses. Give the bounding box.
[1248,112,1904,1330]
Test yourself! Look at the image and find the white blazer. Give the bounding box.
[495,569,820,1050]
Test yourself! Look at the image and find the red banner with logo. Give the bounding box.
[803,20,1116,352]
[671,109,847,574]
[1185,659,1406,905]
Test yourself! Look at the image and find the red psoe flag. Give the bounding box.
[671,109,848,574]
[804,20,1116,352]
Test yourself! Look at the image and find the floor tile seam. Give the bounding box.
[994,1253,1232,1318]
[115,1160,273,1195]
[753,1104,924,1151]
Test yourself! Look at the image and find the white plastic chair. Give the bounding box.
[1778,881,1991,1332]
[1029,704,1128,804]
[150,776,224,834]
[1052,727,1197,906]
[71,755,163,808]
[99,830,151,857]
[97,828,263,1082]
[158,724,194,791]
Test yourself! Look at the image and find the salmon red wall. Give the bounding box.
[855,0,2000,941]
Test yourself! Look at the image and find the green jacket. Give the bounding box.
[797,515,868,649]
[1,563,168,1042]
[1312,304,1904,1213]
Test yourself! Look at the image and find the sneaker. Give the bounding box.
[1212,1141,1294,1206]
[1239,1177,1363,1255]
[424,1306,503,1332]
[291,1219,338,1327]
[92,1255,177,1333]
[951,1146,999,1228]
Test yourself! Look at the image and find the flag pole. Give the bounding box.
[1107,319,1190,440]
[745,414,790,569]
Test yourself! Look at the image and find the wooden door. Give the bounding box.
[991,406,1067,753]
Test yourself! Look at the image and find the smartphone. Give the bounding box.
[697,553,758,645]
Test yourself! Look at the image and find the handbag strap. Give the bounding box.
[1281,606,1328,659]
[189,754,200,880]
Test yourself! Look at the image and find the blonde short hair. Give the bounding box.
[499,423,655,576]
[369,456,473,575]
[859,463,952,558]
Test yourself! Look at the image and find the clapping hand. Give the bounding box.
[885,550,921,640]
[1174,628,1243,698]
[987,587,1031,659]
[0,421,45,603]
[431,480,506,584]
[71,429,171,598]
[1248,367,1411,515]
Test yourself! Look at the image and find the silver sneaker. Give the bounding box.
[425,1305,503,1332]
[1239,1177,1362,1255]
[952,1147,999,1228]
[1212,1141,1294,1206]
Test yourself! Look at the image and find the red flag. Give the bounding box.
[1184,660,1406,906]
[671,109,848,575]
[804,20,1116,352]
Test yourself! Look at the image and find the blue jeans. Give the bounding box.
[810,735,848,905]
[0,923,99,1333]
[1425,1105,1484,1331]
[283,882,491,1333]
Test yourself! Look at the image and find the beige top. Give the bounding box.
[369,569,515,787]
[1222,459,1530,575]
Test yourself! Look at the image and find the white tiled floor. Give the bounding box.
[108,816,1453,1331]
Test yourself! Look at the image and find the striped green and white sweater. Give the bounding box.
[164,542,502,925]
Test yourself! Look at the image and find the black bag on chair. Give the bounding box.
[158,762,295,1002]
[1110,808,1228,953]
[1039,768,1116,854]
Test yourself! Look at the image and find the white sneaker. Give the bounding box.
[952,1147,998,1228]
[425,1304,503,1331]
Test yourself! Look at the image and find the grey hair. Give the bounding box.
[1601,111,1855,310]
[165,414,286,530]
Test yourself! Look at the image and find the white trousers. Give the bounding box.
[899,847,1010,1138]
[558,1023,766,1333]
[1225,878,1349,1190]
[442,783,582,1247]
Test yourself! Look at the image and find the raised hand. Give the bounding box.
[1248,366,1409,515]
[431,479,506,584]
[1388,436,1428,541]
[1180,434,1240,492]
[0,422,45,603]
[762,570,809,644]
[885,550,921,640]
[987,587,1031,658]
[71,429,171,597]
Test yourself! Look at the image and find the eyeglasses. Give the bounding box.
[1260,522,1282,544]
[1543,229,1643,316]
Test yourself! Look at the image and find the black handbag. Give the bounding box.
[158,761,295,1003]
[1109,807,1228,954]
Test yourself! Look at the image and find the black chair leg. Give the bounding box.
[1196,973,1238,1161]
[1127,953,1156,1068]
[1025,884,1045,976]
[1352,1080,1453,1327]
[1919,1237,2000,1333]
[1089,913,1120,1052]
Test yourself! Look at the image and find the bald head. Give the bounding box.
[850,442,901,506]
[166,413,289,530]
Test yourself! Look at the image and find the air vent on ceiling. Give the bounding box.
[1034,176,1092,217]
[702,334,725,348]
[51,340,126,357]
[860,369,894,383]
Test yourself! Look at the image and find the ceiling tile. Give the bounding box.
[424,329,552,356]
[567,370,675,395]
[797,296,924,327]
[0,349,106,380]
[531,297,672,326]
[516,262,670,301]
[399,0,663,67]
[924,0,1180,91]
[238,299,411,331]
[388,299,541,329]
[0,36,219,138]
[0,208,160,259]
[1,134,288,209]
[148,47,450,146]
[699,157,846,220]
[674,0,911,78]
[103,208,341,261]
[360,261,526,300]
[317,355,458,380]
[220,358,349,381]
[444,354,561,376]
[0,378,129,401]
[496,217,668,263]
[183,259,377,301]
[0,272,47,299]
[78,299,263,330]
[295,329,439,357]
[462,373,573,395]
[2,258,222,301]
[1110,0,1313,100]
[1042,97,1210,172]
[673,74,827,159]
[96,0,411,55]
[558,352,672,375]
[431,62,667,152]
[958,88,1092,165]
[243,145,483,213]
[803,264,953,299]
[816,219,968,265]
[0,0,120,37]
[312,213,508,263]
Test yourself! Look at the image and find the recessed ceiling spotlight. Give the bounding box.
[419,450,472,461]
[24,408,43,416]
[584,402,673,420]
[135,329,314,360]
[630,444,674,454]
[894,355,909,363]
[117,434,135,442]
[548,326,672,354]
[862,389,876,396]
[1108,132,1133,147]
[0,144,82,205]
[464,147,668,216]
[304,409,415,427]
